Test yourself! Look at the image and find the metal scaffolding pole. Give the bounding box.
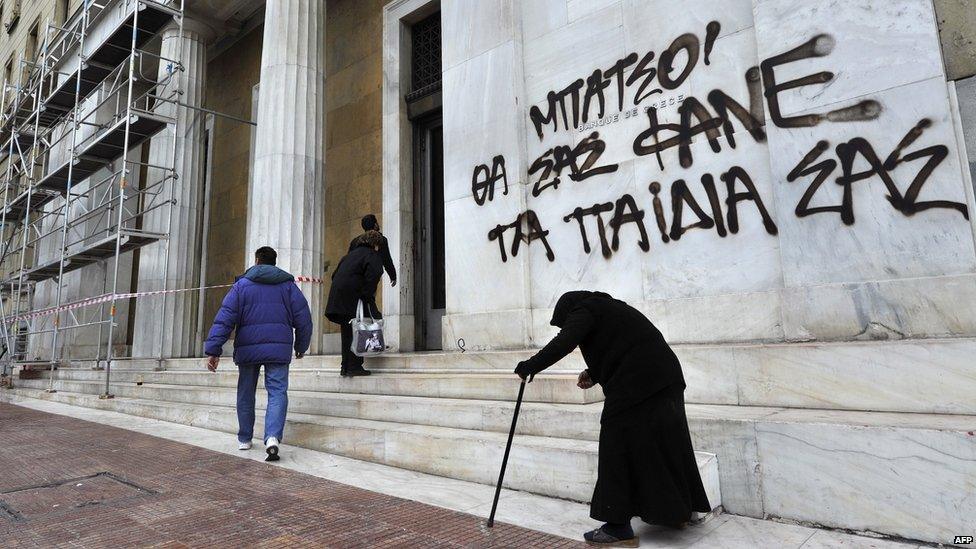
[48,9,91,393]
[101,2,143,399]
[0,0,188,392]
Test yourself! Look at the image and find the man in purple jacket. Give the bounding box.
[204,246,313,461]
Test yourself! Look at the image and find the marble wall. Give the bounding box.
[439,0,976,349]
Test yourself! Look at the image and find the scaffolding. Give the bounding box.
[0,0,186,397]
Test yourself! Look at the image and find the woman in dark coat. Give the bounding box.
[515,291,710,546]
[326,230,384,377]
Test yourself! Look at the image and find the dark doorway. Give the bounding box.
[413,115,444,350]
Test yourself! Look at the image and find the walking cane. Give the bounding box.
[487,373,533,528]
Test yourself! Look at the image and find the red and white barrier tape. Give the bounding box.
[3,276,325,323]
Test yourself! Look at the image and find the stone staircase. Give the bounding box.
[4,340,976,546]
[5,355,720,508]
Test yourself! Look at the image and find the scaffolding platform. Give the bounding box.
[1,187,61,219]
[27,4,174,127]
[11,230,164,286]
[37,110,170,193]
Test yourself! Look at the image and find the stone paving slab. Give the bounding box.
[0,402,582,548]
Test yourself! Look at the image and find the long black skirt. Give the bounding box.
[589,385,711,525]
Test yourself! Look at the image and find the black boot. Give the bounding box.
[340,366,348,377]
[346,367,371,377]
[583,522,637,547]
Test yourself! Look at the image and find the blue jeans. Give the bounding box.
[237,363,289,444]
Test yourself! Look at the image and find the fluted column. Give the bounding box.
[246,1,326,353]
[132,20,211,358]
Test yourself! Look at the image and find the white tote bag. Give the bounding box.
[350,300,385,357]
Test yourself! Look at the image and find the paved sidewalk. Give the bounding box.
[0,402,581,548]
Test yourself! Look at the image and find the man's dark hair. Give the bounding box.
[255,246,277,265]
[361,214,378,231]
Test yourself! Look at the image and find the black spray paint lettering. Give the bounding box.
[529,21,721,140]
[658,167,777,243]
[563,167,778,257]
[563,202,615,258]
[529,132,619,197]
[562,195,651,259]
[487,210,556,262]
[787,119,969,224]
[610,194,651,253]
[760,34,882,128]
[633,67,766,170]
[471,155,509,206]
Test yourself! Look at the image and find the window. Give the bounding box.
[406,12,441,102]
[56,0,70,26]
[25,20,38,64]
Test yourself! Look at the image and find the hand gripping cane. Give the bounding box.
[487,373,534,528]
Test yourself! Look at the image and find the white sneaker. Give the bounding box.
[238,441,252,451]
[265,436,280,461]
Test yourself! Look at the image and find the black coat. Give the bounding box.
[348,232,396,283]
[519,291,685,421]
[325,243,383,322]
[520,291,709,525]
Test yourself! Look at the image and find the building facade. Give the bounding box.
[1,1,975,544]
[3,0,973,363]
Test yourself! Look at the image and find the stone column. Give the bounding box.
[246,1,326,353]
[132,20,211,358]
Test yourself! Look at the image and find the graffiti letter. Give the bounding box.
[760,34,882,128]
[627,50,660,105]
[648,182,671,243]
[700,173,728,237]
[563,202,614,258]
[706,69,766,148]
[787,140,843,220]
[884,119,968,219]
[582,69,612,123]
[471,155,509,206]
[610,194,651,252]
[488,218,519,262]
[659,33,700,90]
[633,107,683,171]
[605,52,639,111]
[669,179,715,240]
[722,166,778,235]
[519,210,556,261]
[568,132,619,182]
[835,138,905,224]
[760,34,835,128]
[677,97,723,168]
[529,79,585,139]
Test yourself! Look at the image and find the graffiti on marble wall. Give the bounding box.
[472,21,970,263]
[788,119,968,224]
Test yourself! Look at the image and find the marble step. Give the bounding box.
[4,378,972,544]
[0,386,721,506]
[76,351,553,373]
[16,377,602,439]
[61,337,976,415]
[30,368,600,404]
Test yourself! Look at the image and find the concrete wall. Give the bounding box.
[437,0,976,352]
[323,0,387,337]
[201,24,263,326]
[935,0,976,80]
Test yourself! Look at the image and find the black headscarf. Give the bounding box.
[550,290,612,327]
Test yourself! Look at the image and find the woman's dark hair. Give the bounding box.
[361,214,378,231]
[360,230,384,249]
[255,246,277,265]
